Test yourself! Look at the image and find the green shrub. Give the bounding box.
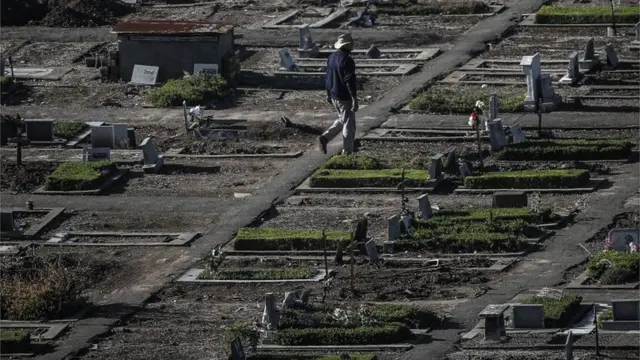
[408,87,525,114]
[197,268,317,280]
[274,324,412,345]
[522,294,582,328]
[371,304,440,329]
[322,155,382,170]
[310,169,430,188]
[535,5,640,24]
[0,329,30,353]
[597,308,613,329]
[587,251,640,284]
[414,219,527,236]
[375,0,489,15]
[398,232,526,253]
[148,73,227,107]
[427,207,554,224]
[0,76,13,87]
[463,169,590,189]
[233,228,350,251]
[44,160,116,191]
[54,121,86,140]
[496,140,633,161]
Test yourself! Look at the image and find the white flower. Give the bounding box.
[475,100,486,110]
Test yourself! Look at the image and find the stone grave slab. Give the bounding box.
[91,126,114,148]
[521,53,541,111]
[130,65,159,85]
[4,67,73,80]
[429,154,443,179]
[489,94,498,121]
[605,43,619,69]
[417,194,432,219]
[140,137,165,173]
[479,304,508,341]
[579,37,600,71]
[388,214,401,241]
[112,124,129,149]
[193,63,219,74]
[512,304,545,329]
[24,119,56,142]
[559,52,581,85]
[275,63,419,77]
[509,124,526,143]
[279,48,298,71]
[459,163,471,178]
[612,300,639,321]
[298,48,440,63]
[365,239,378,262]
[0,210,16,232]
[493,192,528,208]
[262,7,351,29]
[488,119,505,151]
[607,228,640,251]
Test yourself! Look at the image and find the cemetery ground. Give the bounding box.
[1,1,640,360]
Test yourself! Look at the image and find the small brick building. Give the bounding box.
[112,19,239,84]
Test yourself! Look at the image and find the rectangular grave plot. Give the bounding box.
[45,232,199,246]
[177,267,330,283]
[0,323,69,341]
[567,269,640,290]
[275,64,419,77]
[0,207,65,240]
[299,48,439,62]
[362,128,490,142]
[262,8,353,29]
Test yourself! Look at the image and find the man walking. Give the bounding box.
[318,34,358,155]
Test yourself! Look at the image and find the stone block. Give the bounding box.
[488,119,506,151]
[489,93,498,120]
[365,239,378,262]
[382,240,395,253]
[0,210,16,232]
[512,304,545,329]
[365,45,381,59]
[459,163,471,178]
[509,124,526,144]
[112,124,129,149]
[521,53,541,106]
[605,43,619,68]
[607,228,640,252]
[86,147,111,162]
[600,320,640,331]
[24,119,55,142]
[417,194,432,219]
[430,154,443,179]
[91,126,114,148]
[388,214,401,241]
[130,64,159,85]
[579,37,600,71]
[493,192,528,208]
[279,48,298,71]
[612,300,640,321]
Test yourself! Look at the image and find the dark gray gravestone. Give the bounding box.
[91,126,114,148]
[429,154,443,179]
[417,194,432,219]
[24,119,55,142]
[1,211,16,232]
[230,338,246,360]
[365,239,378,262]
[87,148,111,162]
[612,300,640,321]
[605,43,619,68]
[512,304,545,328]
[444,150,457,172]
[365,45,381,59]
[352,218,368,242]
[387,214,401,241]
[493,192,528,208]
[130,65,159,85]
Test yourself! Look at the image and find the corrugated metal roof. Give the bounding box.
[112,20,233,35]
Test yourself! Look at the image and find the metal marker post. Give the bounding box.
[593,304,601,355]
[322,230,328,280]
[476,125,483,168]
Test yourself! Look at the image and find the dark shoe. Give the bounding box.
[317,136,328,154]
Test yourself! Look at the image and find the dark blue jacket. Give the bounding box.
[326,49,357,101]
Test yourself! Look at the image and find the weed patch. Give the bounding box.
[274,324,411,345]
[197,268,317,280]
[522,294,582,328]
[464,169,590,189]
[233,228,350,251]
[535,5,640,24]
[322,155,382,170]
[496,140,633,161]
[44,160,116,191]
[587,251,640,285]
[409,86,525,114]
[54,121,86,140]
[397,231,527,253]
[310,169,430,188]
[0,329,30,353]
[148,73,227,108]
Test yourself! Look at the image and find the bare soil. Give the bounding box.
[0,161,57,193]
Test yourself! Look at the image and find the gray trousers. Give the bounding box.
[322,99,356,154]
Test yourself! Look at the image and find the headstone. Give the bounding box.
[605,43,619,68]
[86,148,111,162]
[401,214,413,235]
[130,65,159,85]
[488,119,505,151]
[230,338,246,360]
[429,154,443,179]
[299,25,313,50]
[611,300,640,321]
[282,291,297,308]
[91,126,114,148]
[387,214,401,241]
[444,151,457,172]
[509,124,526,143]
[636,22,640,41]
[489,94,498,121]
[479,304,508,341]
[364,239,378,262]
[382,240,395,253]
[521,54,541,110]
[560,51,581,84]
[459,163,471,179]
[607,228,640,252]
[263,292,279,329]
[416,194,432,219]
[493,192,528,208]
[0,211,16,232]
[193,63,219,74]
[112,124,129,149]
[565,331,573,360]
[365,45,381,59]
[352,218,368,242]
[539,73,561,111]
[140,136,165,173]
[579,37,600,71]
[24,119,55,142]
[300,289,312,304]
[279,48,298,71]
[512,304,545,328]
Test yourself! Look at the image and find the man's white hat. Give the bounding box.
[334,34,354,50]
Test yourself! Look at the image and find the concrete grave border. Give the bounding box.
[519,13,638,28]
[4,67,73,81]
[0,207,65,240]
[274,63,419,77]
[261,8,354,29]
[293,175,444,195]
[164,147,304,159]
[32,168,129,195]
[256,344,413,352]
[298,48,440,63]
[361,128,490,142]
[176,268,332,283]
[454,178,606,195]
[0,322,69,341]
[566,269,640,290]
[0,148,143,166]
[44,231,199,247]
